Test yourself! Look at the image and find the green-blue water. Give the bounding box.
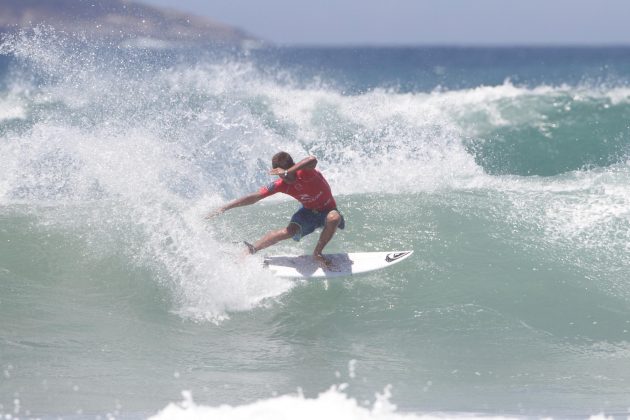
[1,30,630,418]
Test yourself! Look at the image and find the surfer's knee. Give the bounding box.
[286,223,300,237]
[326,210,341,227]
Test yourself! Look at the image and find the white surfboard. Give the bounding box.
[263,250,413,279]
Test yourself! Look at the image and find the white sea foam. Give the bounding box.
[150,386,519,420]
[0,106,293,323]
[496,165,630,250]
[0,98,25,121]
[150,386,621,420]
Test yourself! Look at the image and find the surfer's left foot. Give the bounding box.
[244,241,256,255]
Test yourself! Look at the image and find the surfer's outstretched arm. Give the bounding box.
[206,192,264,218]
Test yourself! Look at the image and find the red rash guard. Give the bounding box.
[259,169,337,212]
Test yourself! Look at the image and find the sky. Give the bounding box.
[139,0,630,46]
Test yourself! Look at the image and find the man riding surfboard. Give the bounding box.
[207,152,345,267]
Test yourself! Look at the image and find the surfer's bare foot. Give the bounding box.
[313,253,332,269]
[244,241,256,255]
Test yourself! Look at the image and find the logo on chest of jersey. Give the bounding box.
[296,191,322,203]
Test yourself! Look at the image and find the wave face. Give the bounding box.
[1,30,630,418]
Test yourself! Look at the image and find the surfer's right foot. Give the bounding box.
[244,241,256,255]
[313,253,332,269]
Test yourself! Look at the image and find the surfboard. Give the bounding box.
[263,250,413,279]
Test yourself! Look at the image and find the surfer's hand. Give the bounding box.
[269,168,287,177]
[205,207,225,219]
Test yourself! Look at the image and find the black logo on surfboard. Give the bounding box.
[385,252,411,263]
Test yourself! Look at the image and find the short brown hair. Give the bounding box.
[271,151,294,169]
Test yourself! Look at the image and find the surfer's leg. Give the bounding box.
[313,210,342,257]
[251,223,300,253]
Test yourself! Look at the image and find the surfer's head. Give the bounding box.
[272,151,294,170]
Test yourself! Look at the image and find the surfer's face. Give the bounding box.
[274,157,292,170]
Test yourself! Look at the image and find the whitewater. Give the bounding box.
[1,30,630,418]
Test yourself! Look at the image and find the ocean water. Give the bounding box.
[1,29,630,418]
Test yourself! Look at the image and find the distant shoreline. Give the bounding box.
[0,0,262,48]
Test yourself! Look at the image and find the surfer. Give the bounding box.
[207,152,345,267]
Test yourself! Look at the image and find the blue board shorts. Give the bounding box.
[289,207,345,241]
